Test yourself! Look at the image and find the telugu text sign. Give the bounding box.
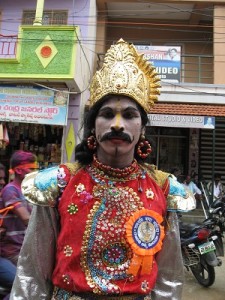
[0,86,68,125]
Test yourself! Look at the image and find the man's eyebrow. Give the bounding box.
[99,106,139,112]
[98,107,113,113]
[123,106,139,112]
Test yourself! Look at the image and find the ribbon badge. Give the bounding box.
[125,208,165,276]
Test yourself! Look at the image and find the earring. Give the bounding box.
[137,134,152,159]
[87,135,97,150]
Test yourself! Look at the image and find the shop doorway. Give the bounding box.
[145,126,189,178]
[0,122,63,172]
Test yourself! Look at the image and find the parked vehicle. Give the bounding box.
[203,199,225,258]
[179,219,222,287]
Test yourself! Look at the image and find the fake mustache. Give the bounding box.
[100,131,133,143]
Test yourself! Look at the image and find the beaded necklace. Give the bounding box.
[89,155,145,183]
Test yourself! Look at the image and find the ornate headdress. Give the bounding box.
[89,39,161,113]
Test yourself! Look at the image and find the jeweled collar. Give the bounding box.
[88,155,142,182]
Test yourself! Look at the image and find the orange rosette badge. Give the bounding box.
[125,208,165,276]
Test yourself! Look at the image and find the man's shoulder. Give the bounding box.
[1,182,20,197]
[63,162,83,175]
[141,163,169,187]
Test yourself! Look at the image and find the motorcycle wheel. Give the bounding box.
[190,262,215,287]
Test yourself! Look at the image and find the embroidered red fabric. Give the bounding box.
[52,166,167,295]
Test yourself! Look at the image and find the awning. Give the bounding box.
[151,103,225,117]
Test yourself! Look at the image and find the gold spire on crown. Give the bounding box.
[89,39,161,113]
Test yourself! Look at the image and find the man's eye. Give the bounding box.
[123,112,136,119]
[99,111,114,119]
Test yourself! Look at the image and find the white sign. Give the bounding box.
[135,45,181,82]
[148,114,215,129]
[0,86,69,125]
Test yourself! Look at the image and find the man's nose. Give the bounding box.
[110,113,124,131]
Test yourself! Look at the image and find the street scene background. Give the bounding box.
[183,255,225,299]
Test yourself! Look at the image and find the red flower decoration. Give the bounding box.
[40,46,52,58]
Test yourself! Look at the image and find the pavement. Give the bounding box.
[182,255,225,300]
[181,207,225,300]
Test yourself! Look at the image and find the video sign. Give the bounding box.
[135,45,181,83]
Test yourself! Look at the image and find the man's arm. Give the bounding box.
[13,206,30,226]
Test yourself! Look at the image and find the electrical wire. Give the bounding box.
[0,2,225,97]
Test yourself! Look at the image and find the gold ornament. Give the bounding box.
[89,38,161,113]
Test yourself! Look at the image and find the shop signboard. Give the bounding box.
[148,114,215,129]
[0,86,69,126]
[135,45,181,82]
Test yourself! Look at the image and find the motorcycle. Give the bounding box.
[179,219,222,287]
[203,199,225,258]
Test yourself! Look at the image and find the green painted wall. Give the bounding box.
[0,26,79,79]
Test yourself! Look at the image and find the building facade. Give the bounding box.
[1,0,225,186]
[0,0,97,169]
[95,0,225,184]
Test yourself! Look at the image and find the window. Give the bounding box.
[22,10,68,25]
[146,126,189,174]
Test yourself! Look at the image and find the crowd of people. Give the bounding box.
[170,168,225,206]
[0,39,223,300]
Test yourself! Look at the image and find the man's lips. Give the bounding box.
[107,137,127,144]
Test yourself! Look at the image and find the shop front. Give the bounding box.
[146,113,215,180]
[0,85,69,171]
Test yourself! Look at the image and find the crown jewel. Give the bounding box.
[89,39,161,113]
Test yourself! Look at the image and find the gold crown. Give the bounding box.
[89,39,161,113]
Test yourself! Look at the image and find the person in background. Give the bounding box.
[203,117,214,129]
[0,150,38,266]
[0,163,16,300]
[183,174,203,203]
[170,167,181,181]
[10,39,195,300]
[207,173,225,201]
[166,48,180,61]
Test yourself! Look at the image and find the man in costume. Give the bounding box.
[10,39,195,300]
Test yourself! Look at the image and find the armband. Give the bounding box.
[21,167,59,207]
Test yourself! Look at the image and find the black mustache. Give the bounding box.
[100,132,133,143]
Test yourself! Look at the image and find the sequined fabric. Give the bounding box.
[52,165,167,294]
[52,287,152,300]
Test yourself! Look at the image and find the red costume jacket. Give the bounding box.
[52,163,168,295]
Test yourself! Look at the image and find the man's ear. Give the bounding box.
[15,169,22,175]
[141,128,146,135]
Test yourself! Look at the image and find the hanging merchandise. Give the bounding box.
[3,125,9,146]
[0,124,9,149]
[0,122,63,169]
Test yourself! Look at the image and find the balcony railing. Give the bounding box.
[0,34,214,84]
[0,34,18,58]
[97,53,214,84]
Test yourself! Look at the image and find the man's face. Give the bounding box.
[170,49,177,58]
[16,165,38,180]
[215,176,221,184]
[95,96,143,160]
[207,118,212,125]
[186,176,191,184]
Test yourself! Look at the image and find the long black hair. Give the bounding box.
[75,95,149,165]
